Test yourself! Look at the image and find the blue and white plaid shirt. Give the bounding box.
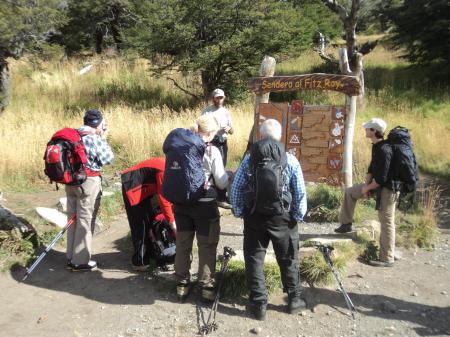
[79,126,114,172]
[230,152,307,221]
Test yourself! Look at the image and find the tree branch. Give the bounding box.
[166,77,201,101]
[321,0,348,20]
[314,32,339,65]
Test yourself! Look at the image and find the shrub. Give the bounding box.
[220,260,281,298]
[397,185,440,250]
[306,184,342,222]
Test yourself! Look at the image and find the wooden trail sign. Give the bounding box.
[248,74,361,97]
[256,101,347,185]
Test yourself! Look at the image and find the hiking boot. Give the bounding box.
[369,259,394,267]
[132,264,150,272]
[334,223,352,233]
[66,260,73,270]
[201,286,216,302]
[246,302,267,321]
[288,296,307,314]
[71,260,97,272]
[176,280,191,302]
[217,200,232,209]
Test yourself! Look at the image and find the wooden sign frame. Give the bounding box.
[249,72,360,186]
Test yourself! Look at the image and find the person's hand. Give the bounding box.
[361,184,370,199]
[289,216,297,227]
[223,126,232,134]
[169,222,177,236]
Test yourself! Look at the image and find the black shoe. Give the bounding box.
[288,296,307,314]
[246,302,267,321]
[176,280,191,302]
[131,264,150,272]
[369,259,394,267]
[71,260,97,271]
[66,260,73,270]
[334,223,352,233]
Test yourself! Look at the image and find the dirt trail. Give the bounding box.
[1,190,449,337]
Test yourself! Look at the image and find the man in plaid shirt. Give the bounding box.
[66,109,114,271]
[230,119,307,321]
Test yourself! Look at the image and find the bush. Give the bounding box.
[220,260,281,298]
[397,185,440,250]
[306,184,342,222]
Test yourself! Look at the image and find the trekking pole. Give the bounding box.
[315,244,357,318]
[22,214,76,281]
[199,246,236,335]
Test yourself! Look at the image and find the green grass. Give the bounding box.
[98,190,125,224]
[220,260,282,298]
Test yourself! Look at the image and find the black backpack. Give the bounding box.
[162,128,207,204]
[149,218,176,267]
[387,126,419,195]
[245,138,291,215]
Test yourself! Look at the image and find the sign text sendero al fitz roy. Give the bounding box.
[248,74,361,96]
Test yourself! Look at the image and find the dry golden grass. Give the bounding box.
[0,57,255,189]
[1,48,449,190]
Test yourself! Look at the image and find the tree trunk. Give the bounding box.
[251,56,276,144]
[0,56,11,113]
[201,71,216,101]
[95,28,103,54]
[344,19,357,62]
[110,4,122,52]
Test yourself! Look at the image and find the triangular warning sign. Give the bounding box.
[290,134,300,144]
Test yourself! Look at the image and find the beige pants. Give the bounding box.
[339,184,398,263]
[65,176,102,265]
[173,202,220,288]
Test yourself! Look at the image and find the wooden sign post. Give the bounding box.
[248,67,361,187]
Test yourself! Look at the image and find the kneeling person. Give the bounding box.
[121,158,176,271]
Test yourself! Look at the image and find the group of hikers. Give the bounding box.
[44,88,418,321]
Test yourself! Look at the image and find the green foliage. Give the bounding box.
[388,0,450,68]
[99,191,125,223]
[306,184,342,222]
[125,0,319,100]
[397,212,439,250]
[59,0,134,54]
[0,0,66,58]
[96,80,197,111]
[220,260,282,298]
[300,250,345,287]
[357,232,380,263]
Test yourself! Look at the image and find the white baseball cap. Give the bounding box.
[363,118,387,134]
[212,88,225,98]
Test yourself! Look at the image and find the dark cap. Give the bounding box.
[83,109,103,128]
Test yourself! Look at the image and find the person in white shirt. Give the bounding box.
[201,88,233,207]
[201,88,233,167]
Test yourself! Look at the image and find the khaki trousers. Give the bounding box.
[173,201,220,287]
[65,176,102,265]
[339,184,398,263]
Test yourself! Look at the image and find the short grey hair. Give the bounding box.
[260,119,282,141]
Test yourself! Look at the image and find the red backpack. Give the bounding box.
[44,128,88,186]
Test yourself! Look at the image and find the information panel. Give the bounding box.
[256,101,346,185]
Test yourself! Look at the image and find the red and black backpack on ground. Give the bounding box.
[43,128,88,186]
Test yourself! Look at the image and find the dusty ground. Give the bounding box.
[1,182,449,337]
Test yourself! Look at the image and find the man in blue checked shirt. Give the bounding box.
[66,109,114,272]
[230,119,307,321]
